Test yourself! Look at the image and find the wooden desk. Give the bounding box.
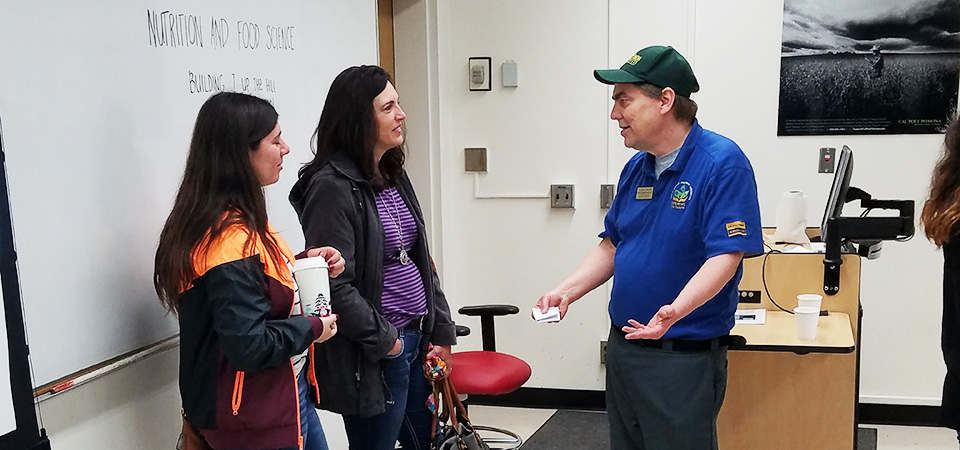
[718,252,861,450]
[731,311,854,353]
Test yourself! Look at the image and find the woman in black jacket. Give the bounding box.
[155,92,342,450]
[290,65,457,450]
[921,115,960,444]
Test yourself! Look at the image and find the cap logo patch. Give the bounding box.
[670,181,692,210]
[626,54,642,65]
[726,221,747,237]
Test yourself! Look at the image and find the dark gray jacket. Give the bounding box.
[289,152,457,417]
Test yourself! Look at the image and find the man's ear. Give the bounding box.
[660,87,676,116]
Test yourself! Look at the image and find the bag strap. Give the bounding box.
[431,378,443,433]
[432,377,479,429]
[444,378,461,429]
[453,383,470,421]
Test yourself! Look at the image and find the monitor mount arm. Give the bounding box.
[822,187,914,295]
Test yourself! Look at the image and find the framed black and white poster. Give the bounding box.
[778,0,960,136]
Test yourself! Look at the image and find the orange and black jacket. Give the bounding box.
[178,223,323,450]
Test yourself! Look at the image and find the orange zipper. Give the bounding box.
[231,371,245,416]
[308,345,318,394]
[292,359,304,450]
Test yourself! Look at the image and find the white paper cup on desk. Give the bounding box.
[796,294,822,311]
[291,256,331,317]
[793,306,820,341]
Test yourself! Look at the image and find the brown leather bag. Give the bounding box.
[430,377,489,450]
[178,415,212,450]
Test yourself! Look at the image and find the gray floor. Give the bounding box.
[461,406,960,450]
[312,406,958,449]
[520,410,879,450]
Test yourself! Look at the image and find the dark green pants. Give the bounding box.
[605,328,728,450]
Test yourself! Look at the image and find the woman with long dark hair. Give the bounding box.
[289,65,457,449]
[921,116,960,444]
[155,92,342,450]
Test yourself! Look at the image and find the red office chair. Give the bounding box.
[450,305,531,450]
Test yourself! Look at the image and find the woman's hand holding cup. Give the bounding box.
[306,246,345,278]
[313,314,338,344]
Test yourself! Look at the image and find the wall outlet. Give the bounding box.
[600,340,608,364]
[738,290,761,303]
[550,184,575,208]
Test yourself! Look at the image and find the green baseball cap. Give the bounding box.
[594,46,700,98]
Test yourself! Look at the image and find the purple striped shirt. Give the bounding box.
[375,187,427,328]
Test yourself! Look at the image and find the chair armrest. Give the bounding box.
[458,305,520,317]
[456,325,471,337]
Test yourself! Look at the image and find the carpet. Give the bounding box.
[521,410,879,450]
[522,410,608,449]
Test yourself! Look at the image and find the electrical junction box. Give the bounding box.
[501,60,518,87]
[600,184,615,209]
[464,147,487,172]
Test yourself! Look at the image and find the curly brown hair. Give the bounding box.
[921,116,960,247]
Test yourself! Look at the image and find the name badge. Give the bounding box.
[635,187,654,200]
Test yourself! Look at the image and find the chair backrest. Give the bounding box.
[458,305,519,352]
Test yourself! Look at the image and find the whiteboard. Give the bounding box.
[0,0,379,387]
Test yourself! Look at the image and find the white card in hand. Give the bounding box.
[532,306,561,323]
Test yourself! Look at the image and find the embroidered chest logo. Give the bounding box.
[726,221,747,237]
[670,181,693,210]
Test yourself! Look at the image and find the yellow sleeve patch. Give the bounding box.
[726,221,747,237]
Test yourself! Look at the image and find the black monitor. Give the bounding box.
[819,145,853,245]
[819,144,914,295]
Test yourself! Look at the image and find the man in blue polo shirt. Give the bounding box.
[535,45,762,450]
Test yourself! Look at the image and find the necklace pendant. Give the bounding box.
[399,248,411,265]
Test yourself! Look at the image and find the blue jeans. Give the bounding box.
[342,329,434,450]
[299,370,330,450]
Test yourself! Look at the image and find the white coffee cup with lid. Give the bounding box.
[292,256,331,317]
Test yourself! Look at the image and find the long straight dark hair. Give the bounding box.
[298,65,405,188]
[154,92,283,313]
[922,116,960,247]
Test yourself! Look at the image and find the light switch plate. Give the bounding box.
[550,184,575,209]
